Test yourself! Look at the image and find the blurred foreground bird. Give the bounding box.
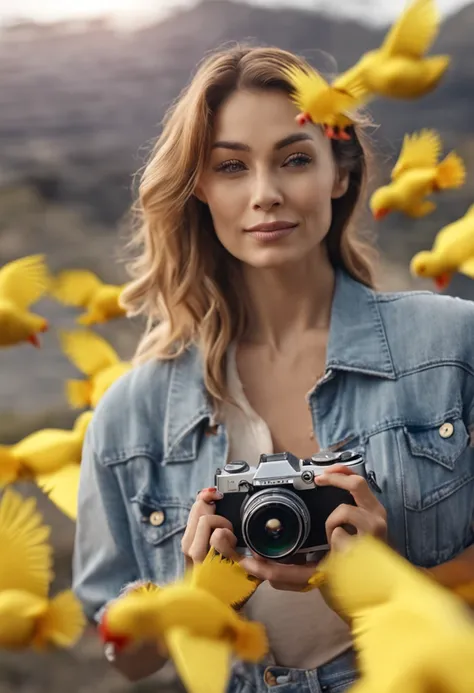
[335,0,449,103]
[0,255,50,348]
[50,269,127,325]
[370,129,465,219]
[0,411,92,489]
[59,329,131,409]
[306,536,474,693]
[410,203,474,289]
[99,549,266,693]
[0,487,85,650]
[284,64,368,140]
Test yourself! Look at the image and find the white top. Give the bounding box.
[220,343,352,669]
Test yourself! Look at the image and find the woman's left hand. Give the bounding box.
[314,463,388,552]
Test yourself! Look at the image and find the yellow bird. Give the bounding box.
[0,255,50,348]
[306,536,474,693]
[59,329,131,409]
[50,269,127,325]
[99,549,267,693]
[410,203,474,290]
[0,411,92,488]
[0,487,85,650]
[284,64,368,140]
[370,129,465,220]
[334,0,450,102]
[36,464,81,522]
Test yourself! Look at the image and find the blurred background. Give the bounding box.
[1,0,474,690]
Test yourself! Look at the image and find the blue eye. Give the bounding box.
[215,159,245,174]
[285,153,312,167]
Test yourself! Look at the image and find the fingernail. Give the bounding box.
[215,491,224,499]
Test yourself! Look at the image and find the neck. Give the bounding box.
[241,244,335,350]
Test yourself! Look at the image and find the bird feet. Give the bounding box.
[296,112,312,126]
[323,125,352,141]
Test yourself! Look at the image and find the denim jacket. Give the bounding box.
[73,269,474,626]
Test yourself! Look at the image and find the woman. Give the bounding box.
[73,45,474,693]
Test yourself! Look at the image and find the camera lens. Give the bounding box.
[241,489,310,560]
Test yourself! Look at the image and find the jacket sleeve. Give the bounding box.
[72,422,139,624]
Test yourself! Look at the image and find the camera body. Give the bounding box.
[214,449,366,560]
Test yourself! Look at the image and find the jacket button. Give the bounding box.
[149,510,165,527]
[439,422,454,439]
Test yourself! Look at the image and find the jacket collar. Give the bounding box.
[163,269,396,459]
[326,269,396,378]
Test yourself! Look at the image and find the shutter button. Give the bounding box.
[439,422,454,439]
[150,510,165,527]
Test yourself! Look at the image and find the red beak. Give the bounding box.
[296,112,311,126]
[98,613,131,650]
[434,274,451,290]
[28,334,40,348]
[374,208,389,220]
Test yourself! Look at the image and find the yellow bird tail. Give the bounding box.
[233,619,268,663]
[33,590,86,650]
[66,379,92,409]
[422,55,451,91]
[435,151,466,190]
[0,446,23,487]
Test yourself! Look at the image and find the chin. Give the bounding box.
[241,245,310,270]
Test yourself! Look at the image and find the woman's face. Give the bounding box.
[196,88,349,269]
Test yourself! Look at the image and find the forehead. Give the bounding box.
[212,89,322,146]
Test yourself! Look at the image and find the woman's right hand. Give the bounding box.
[181,487,239,566]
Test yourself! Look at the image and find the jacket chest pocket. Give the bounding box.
[398,415,474,566]
[130,493,193,584]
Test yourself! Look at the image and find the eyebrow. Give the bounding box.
[211,132,313,152]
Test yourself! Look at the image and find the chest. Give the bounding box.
[236,342,327,459]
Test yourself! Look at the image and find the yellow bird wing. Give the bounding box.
[165,627,231,693]
[13,429,80,475]
[190,548,260,608]
[36,464,81,521]
[0,488,53,597]
[285,66,359,114]
[391,129,442,180]
[59,329,120,376]
[332,67,373,106]
[0,255,50,310]
[33,590,86,650]
[381,0,440,59]
[50,269,102,307]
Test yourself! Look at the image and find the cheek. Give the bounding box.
[292,173,334,218]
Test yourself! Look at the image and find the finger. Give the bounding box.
[181,499,216,554]
[315,469,382,511]
[210,527,239,560]
[330,526,354,553]
[196,487,224,503]
[325,504,386,545]
[187,515,234,563]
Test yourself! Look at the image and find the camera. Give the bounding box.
[214,449,366,560]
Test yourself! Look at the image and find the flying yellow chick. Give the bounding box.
[0,487,85,651]
[370,129,465,220]
[36,464,81,522]
[0,255,50,348]
[0,411,92,488]
[99,549,266,693]
[306,536,474,693]
[334,0,450,102]
[59,329,131,409]
[284,64,368,140]
[410,203,474,290]
[50,269,127,325]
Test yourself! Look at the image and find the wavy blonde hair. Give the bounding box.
[121,44,377,404]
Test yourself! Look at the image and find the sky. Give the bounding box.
[0,0,472,29]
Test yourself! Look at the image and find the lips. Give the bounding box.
[245,221,298,233]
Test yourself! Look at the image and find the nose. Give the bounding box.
[251,169,284,211]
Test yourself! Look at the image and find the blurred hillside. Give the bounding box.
[2,2,474,691]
